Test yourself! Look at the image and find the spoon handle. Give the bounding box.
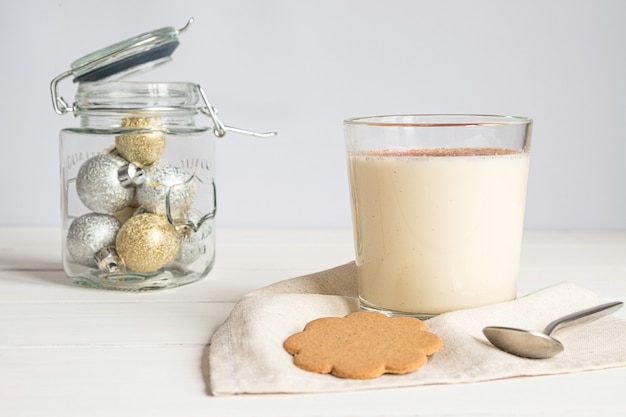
[543,301,623,336]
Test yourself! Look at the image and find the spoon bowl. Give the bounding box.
[482,327,564,359]
[483,301,623,359]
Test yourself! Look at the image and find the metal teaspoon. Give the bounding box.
[482,301,623,359]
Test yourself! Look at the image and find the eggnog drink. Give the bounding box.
[348,148,529,315]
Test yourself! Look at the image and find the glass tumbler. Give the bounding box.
[344,114,532,318]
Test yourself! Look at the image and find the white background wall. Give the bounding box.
[0,0,624,230]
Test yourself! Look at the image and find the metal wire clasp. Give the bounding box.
[196,85,277,138]
[50,70,75,115]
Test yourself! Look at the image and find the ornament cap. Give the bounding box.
[94,247,126,273]
[118,162,145,187]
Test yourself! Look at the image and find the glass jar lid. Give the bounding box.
[50,18,277,138]
[50,18,193,115]
[70,23,188,83]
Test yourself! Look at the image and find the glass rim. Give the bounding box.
[344,114,532,127]
[74,81,201,112]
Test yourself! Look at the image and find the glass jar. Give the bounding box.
[51,19,275,290]
[59,81,217,290]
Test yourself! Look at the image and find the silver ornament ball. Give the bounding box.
[136,161,195,220]
[76,153,136,214]
[66,213,122,267]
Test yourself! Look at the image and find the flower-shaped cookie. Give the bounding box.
[283,311,443,379]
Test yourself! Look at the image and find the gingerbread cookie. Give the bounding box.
[283,311,443,379]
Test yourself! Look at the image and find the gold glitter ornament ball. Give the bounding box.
[115,117,166,166]
[115,132,166,167]
[116,213,180,273]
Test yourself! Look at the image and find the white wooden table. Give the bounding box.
[0,228,625,416]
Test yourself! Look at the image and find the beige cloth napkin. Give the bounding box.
[208,262,626,396]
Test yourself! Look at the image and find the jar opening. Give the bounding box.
[74,81,201,113]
